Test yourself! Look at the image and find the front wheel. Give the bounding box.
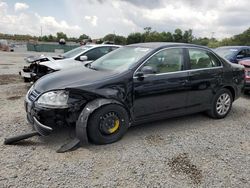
[207,88,233,119]
[87,104,129,145]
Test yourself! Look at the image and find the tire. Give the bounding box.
[87,104,129,145]
[207,88,233,119]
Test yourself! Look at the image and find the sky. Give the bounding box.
[0,0,250,39]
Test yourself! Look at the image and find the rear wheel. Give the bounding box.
[87,104,129,145]
[207,88,233,119]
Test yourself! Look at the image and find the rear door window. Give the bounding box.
[188,48,221,70]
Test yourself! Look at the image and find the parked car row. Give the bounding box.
[214,46,250,92]
[215,46,250,64]
[13,42,244,150]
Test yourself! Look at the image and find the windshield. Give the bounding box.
[89,46,152,71]
[62,45,92,58]
[215,48,238,59]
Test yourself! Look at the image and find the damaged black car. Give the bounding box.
[20,42,245,147]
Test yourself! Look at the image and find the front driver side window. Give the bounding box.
[141,48,184,74]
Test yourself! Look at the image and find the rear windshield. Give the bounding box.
[215,48,238,59]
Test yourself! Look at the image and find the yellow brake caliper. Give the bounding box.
[108,119,120,134]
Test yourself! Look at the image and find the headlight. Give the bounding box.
[37,90,69,108]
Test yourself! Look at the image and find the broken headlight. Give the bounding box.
[37,90,69,108]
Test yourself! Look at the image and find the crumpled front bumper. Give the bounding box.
[25,100,53,136]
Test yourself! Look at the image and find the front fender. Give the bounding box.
[75,98,124,145]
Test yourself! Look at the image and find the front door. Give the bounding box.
[133,48,189,121]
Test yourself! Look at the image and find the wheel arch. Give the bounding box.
[75,98,130,145]
[223,85,236,101]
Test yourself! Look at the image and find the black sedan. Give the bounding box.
[24,42,244,146]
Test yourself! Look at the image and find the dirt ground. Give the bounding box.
[0,51,249,187]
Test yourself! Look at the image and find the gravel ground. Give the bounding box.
[0,51,250,188]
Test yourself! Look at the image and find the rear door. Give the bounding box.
[186,48,223,112]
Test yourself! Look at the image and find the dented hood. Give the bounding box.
[34,66,119,93]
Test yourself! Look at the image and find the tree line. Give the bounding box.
[0,27,249,47]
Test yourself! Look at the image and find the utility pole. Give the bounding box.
[211,32,215,39]
[40,26,43,37]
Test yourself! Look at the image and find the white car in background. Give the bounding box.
[19,44,120,82]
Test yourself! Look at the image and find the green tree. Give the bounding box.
[144,31,164,42]
[68,37,78,42]
[160,32,173,42]
[79,34,90,41]
[182,29,193,43]
[144,27,152,34]
[56,32,67,40]
[173,29,183,42]
[41,35,49,41]
[48,34,55,42]
[114,35,126,45]
[127,32,143,44]
[192,37,210,46]
[103,34,116,42]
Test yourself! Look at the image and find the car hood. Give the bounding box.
[25,55,63,63]
[39,59,92,70]
[33,66,118,93]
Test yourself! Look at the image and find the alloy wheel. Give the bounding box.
[216,93,231,116]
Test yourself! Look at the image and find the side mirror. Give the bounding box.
[80,55,88,61]
[141,66,156,74]
[236,54,244,59]
[134,66,156,81]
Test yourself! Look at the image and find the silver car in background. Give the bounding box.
[19,44,120,82]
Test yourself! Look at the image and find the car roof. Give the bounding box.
[216,46,250,50]
[84,44,121,48]
[127,42,211,50]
